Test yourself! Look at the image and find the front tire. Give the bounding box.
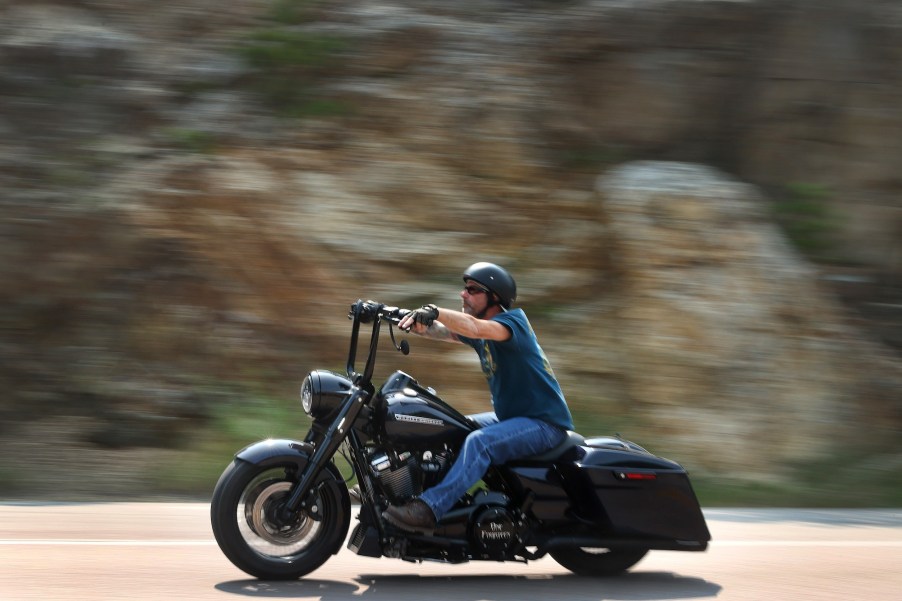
[211,458,351,580]
[550,546,649,576]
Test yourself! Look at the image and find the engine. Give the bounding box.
[366,446,453,503]
[367,446,529,558]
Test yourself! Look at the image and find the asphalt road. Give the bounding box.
[1,503,900,601]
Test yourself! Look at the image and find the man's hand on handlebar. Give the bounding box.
[399,304,439,332]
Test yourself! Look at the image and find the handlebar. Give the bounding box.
[349,300,410,326]
[346,300,411,383]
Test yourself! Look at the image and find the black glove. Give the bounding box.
[410,304,439,327]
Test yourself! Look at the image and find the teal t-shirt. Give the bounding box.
[458,309,573,430]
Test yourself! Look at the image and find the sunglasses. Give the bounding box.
[463,285,489,295]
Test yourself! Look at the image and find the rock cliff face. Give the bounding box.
[598,162,901,473]
[1,0,901,493]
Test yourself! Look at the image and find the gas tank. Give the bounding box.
[380,371,474,449]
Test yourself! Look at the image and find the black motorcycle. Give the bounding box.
[210,300,710,579]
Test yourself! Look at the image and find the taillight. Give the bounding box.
[615,471,657,481]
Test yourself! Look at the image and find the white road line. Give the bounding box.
[0,539,900,547]
[713,541,902,547]
[0,540,215,546]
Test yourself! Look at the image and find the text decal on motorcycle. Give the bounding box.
[395,414,445,427]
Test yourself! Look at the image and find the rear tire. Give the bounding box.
[550,546,649,576]
[211,458,350,580]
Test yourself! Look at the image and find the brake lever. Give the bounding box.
[388,320,410,355]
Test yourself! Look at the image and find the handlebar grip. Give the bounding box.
[379,306,410,322]
[349,301,412,325]
[349,299,383,323]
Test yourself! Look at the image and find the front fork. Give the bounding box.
[278,386,371,522]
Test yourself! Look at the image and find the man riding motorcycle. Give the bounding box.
[383,262,573,532]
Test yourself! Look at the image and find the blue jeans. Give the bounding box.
[419,411,566,521]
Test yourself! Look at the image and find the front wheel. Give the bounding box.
[550,546,649,576]
[211,458,351,580]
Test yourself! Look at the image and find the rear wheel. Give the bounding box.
[550,546,649,576]
[211,459,350,580]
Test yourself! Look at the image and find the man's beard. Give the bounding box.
[463,301,488,319]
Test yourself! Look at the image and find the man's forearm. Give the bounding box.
[433,308,481,339]
[420,321,459,343]
[435,307,512,342]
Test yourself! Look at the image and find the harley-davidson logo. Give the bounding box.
[395,414,444,427]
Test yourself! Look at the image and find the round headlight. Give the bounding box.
[300,375,314,414]
[299,370,353,419]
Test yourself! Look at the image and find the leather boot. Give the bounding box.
[382,498,436,533]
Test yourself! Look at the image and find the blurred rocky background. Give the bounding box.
[1,0,900,504]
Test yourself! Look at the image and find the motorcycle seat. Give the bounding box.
[522,430,585,462]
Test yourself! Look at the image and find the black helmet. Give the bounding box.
[462,262,517,309]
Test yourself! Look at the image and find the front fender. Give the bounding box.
[235,438,314,471]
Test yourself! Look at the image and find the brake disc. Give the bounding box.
[249,481,316,546]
